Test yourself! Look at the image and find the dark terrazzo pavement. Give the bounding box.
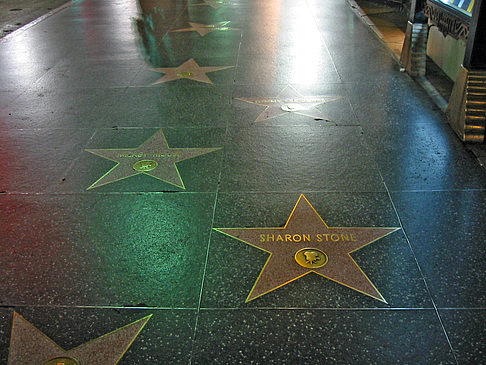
[1,0,485,363]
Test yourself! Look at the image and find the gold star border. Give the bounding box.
[150,58,233,85]
[214,194,400,303]
[8,312,152,364]
[85,129,221,190]
[235,85,343,123]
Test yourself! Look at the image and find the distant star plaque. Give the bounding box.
[8,312,151,365]
[171,21,236,36]
[150,58,233,85]
[214,194,400,302]
[189,0,230,8]
[85,129,221,190]
[236,85,343,122]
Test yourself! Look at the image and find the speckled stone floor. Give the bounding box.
[1,0,486,363]
[0,0,70,37]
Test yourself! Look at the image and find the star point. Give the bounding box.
[8,312,151,364]
[215,194,400,302]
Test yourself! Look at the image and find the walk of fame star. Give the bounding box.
[150,58,233,84]
[235,85,343,122]
[171,21,236,36]
[8,312,151,364]
[189,0,230,8]
[85,129,221,190]
[214,194,400,302]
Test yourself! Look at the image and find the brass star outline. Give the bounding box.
[214,194,400,303]
[171,21,236,36]
[85,129,221,190]
[189,0,230,8]
[8,312,151,364]
[150,58,233,84]
[235,85,343,122]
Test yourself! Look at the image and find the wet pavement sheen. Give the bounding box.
[0,0,485,363]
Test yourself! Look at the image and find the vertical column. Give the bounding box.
[446,0,486,142]
[400,0,428,76]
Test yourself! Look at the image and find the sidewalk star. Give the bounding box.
[86,129,221,190]
[150,58,233,84]
[214,194,400,302]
